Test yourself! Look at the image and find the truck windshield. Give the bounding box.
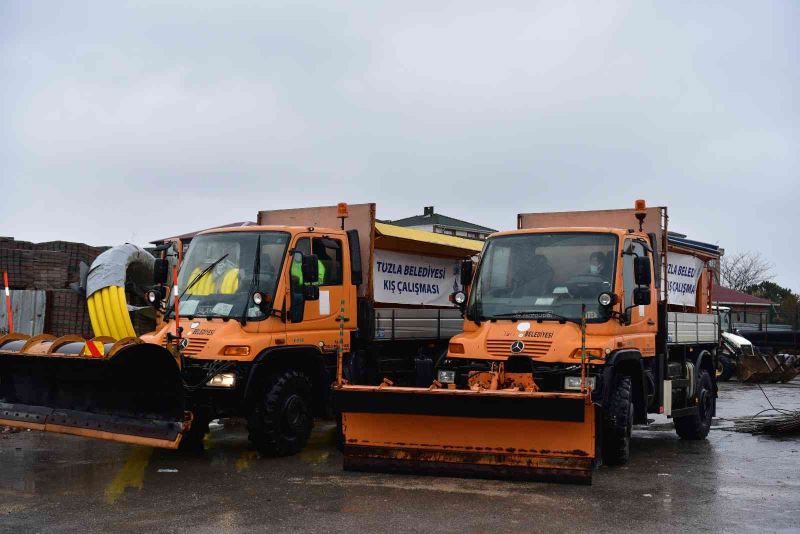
[467,232,618,322]
[175,231,290,320]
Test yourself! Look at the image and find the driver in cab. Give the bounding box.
[588,252,608,278]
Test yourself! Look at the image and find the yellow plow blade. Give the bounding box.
[0,334,188,449]
[335,385,596,484]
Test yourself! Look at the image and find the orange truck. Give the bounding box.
[0,203,480,454]
[335,202,722,483]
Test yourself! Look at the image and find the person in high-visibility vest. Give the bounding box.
[290,256,326,286]
[217,267,240,294]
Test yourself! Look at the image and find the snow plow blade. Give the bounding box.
[334,385,596,484]
[0,334,187,449]
[739,351,798,383]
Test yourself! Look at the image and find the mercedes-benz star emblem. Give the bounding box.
[510,341,525,353]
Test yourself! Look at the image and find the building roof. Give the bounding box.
[668,232,721,257]
[388,207,496,233]
[151,221,257,245]
[712,286,774,306]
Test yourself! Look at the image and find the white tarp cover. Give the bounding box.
[373,249,462,307]
[666,252,705,306]
[86,243,155,299]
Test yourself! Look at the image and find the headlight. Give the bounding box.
[598,292,615,306]
[437,370,455,384]
[207,372,236,388]
[564,376,596,391]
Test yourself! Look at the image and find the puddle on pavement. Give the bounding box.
[104,447,153,505]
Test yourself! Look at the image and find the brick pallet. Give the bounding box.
[44,290,93,338]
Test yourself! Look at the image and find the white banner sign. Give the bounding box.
[666,252,705,306]
[373,250,463,306]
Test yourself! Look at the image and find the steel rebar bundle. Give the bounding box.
[732,412,800,435]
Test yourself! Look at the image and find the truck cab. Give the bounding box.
[441,227,658,407]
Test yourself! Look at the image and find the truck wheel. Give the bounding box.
[716,355,735,382]
[178,415,210,452]
[602,376,633,466]
[674,369,713,440]
[247,370,314,456]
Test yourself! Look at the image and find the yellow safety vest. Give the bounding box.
[185,267,216,295]
[291,260,326,286]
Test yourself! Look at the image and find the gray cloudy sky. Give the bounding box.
[2,1,798,289]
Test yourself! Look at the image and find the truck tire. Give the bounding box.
[602,376,633,466]
[674,369,713,440]
[247,370,314,456]
[716,355,735,382]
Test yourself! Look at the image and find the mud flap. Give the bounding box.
[334,386,596,484]
[0,335,187,448]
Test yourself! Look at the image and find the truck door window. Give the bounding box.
[623,240,647,315]
[290,237,342,286]
[313,237,343,286]
[290,238,311,285]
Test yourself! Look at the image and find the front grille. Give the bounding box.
[162,335,210,356]
[486,339,552,358]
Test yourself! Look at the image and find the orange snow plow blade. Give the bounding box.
[334,385,596,484]
[0,334,188,449]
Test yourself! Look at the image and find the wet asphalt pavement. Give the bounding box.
[1,381,799,534]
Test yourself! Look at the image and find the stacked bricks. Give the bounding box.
[45,290,93,338]
[32,241,109,285]
[0,238,34,288]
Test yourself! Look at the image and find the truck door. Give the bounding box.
[621,239,657,353]
[287,234,350,352]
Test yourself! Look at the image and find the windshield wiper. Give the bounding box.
[240,235,261,325]
[491,311,579,324]
[166,254,229,318]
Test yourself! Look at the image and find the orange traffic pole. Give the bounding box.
[580,304,587,394]
[172,265,180,338]
[3,271,12,334]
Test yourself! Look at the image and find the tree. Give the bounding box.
[746,280,799,325]
[746,281,792,303]
[720,251,774,292]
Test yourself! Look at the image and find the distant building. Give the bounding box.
[150,221,257,247]
[712,285,775,326]
[386,206,496,241]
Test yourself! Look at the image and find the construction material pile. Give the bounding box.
[732,412,800,435]
[0,237,108,337]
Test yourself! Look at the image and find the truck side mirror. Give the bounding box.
[153,258,169,284]
[633,287,651,306]
[460,259,474,287]
[634,256,651,286]
[302,254,319,284]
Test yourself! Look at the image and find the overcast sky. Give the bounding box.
[2,1,797,289]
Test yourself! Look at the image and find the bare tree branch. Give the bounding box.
[720,251,774,291]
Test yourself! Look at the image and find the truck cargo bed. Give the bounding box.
[374,307,462,341]
[667,312,718,345]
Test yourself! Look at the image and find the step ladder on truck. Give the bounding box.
[334,200,721,484]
